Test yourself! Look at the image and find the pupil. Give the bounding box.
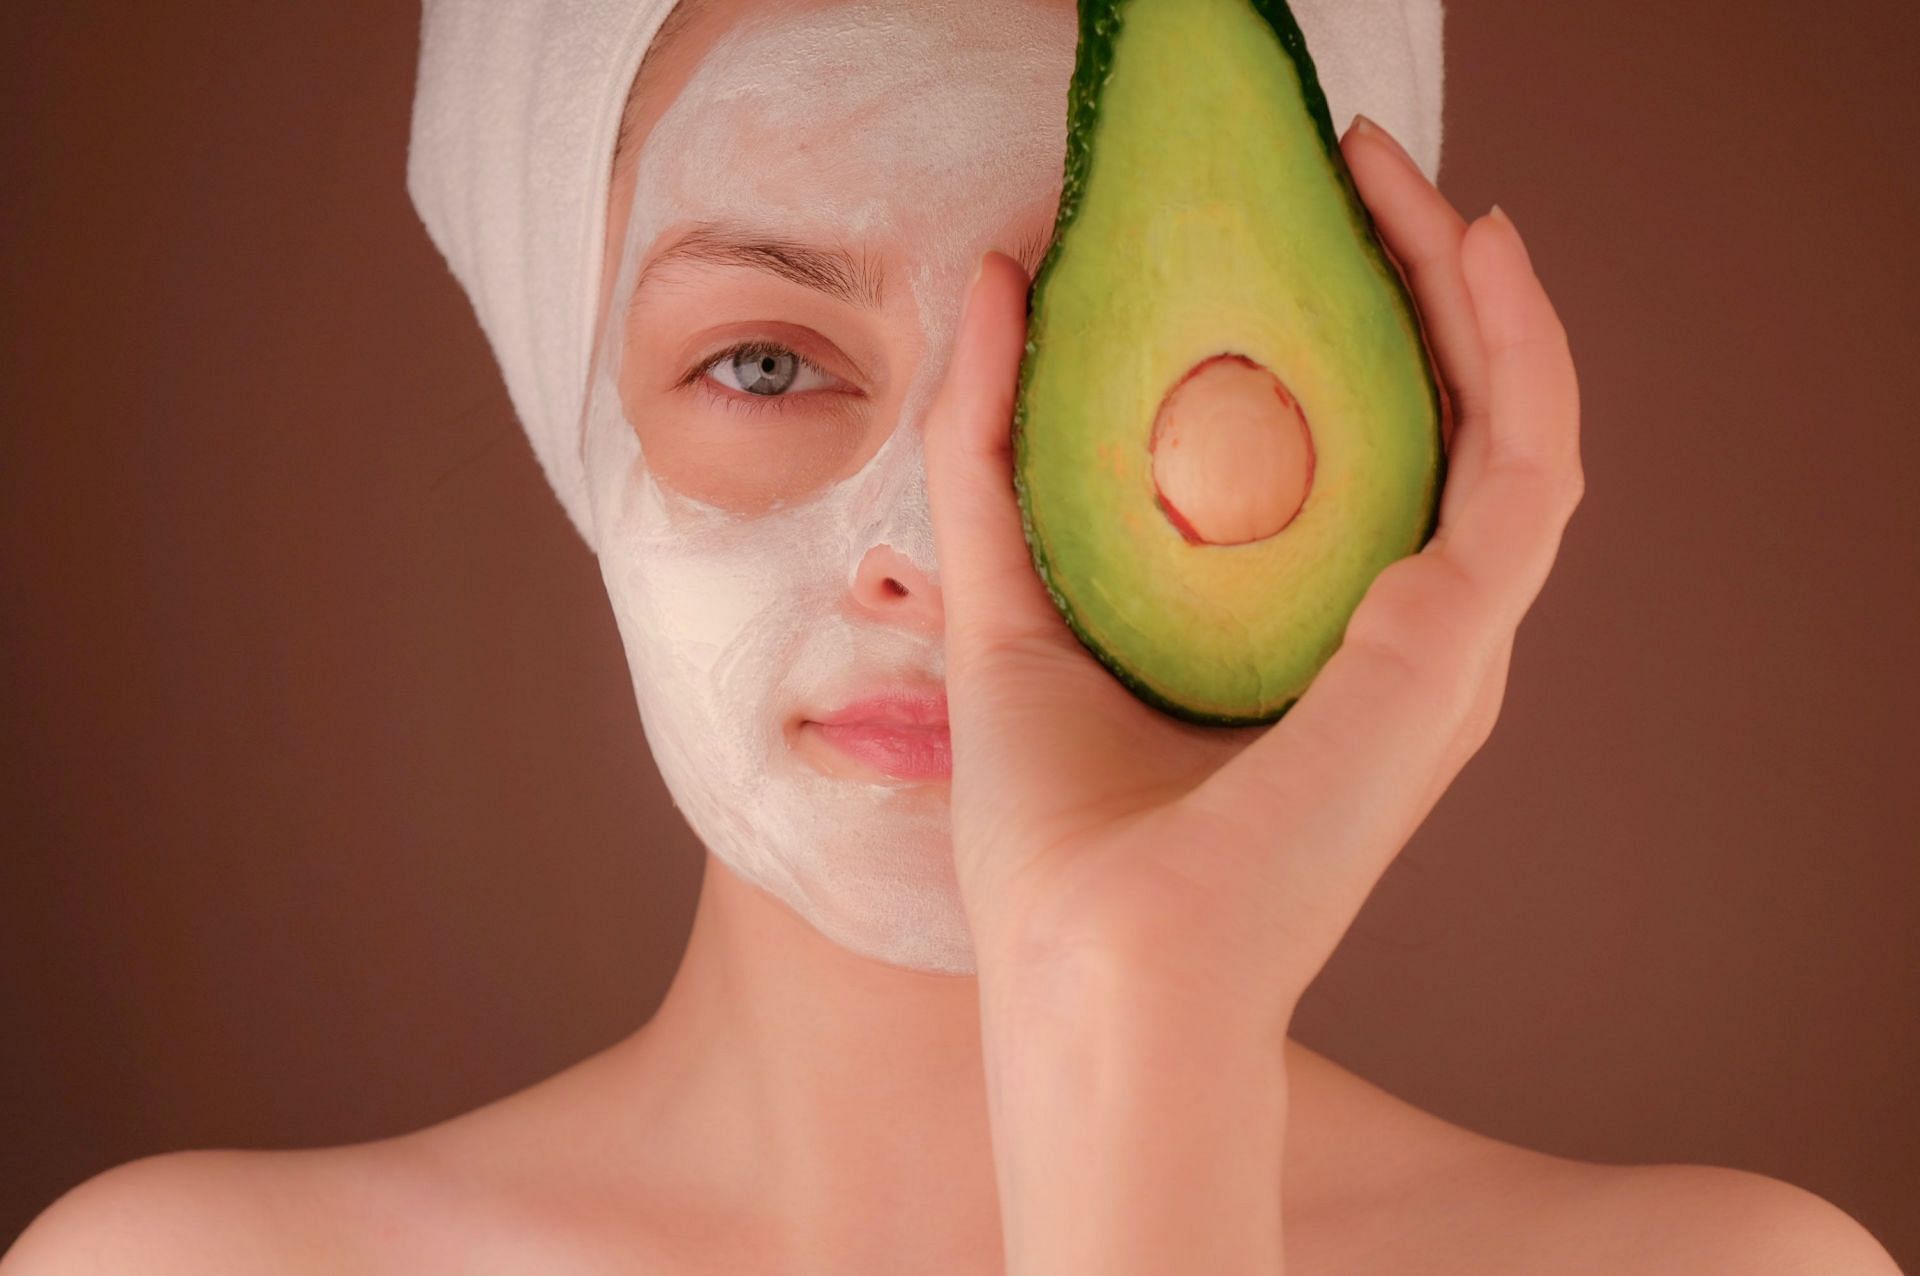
[734,348,798,396]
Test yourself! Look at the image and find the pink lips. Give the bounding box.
[806,690,952,782]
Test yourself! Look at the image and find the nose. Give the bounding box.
[850,543,944,637]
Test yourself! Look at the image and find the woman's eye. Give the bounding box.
[702,343,838,398]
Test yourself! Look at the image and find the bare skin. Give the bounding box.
[2,856,1900,1274]
[4,0,1902,1271]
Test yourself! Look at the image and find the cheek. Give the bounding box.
[620,380,870,516]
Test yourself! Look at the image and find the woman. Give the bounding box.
[5,0,1900,1271]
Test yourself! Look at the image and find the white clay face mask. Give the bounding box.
[580,0,1077,973]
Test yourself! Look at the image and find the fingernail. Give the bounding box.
[1352,113,1422,178]
[971,251,991,287]
[1489,204,1534,267]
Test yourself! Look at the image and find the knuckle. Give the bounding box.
[1536,311,1574,359]
[1485,326,1567,368]
[1464,653,1511,753]
[1488,448,1579,511]
[1336,626,1430,711]
[1467,703,1498,754]
[1346,554,1484,677]
[1459,688,1499,759]
[1563,465,1588,512]
[1339,552,1507,747]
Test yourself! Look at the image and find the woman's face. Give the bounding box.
[581,0,1077,973]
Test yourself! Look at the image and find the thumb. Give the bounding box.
[924,250,1080,668]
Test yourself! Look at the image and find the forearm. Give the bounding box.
[977,956,1291,1276]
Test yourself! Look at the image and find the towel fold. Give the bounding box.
[406,0,1446,546]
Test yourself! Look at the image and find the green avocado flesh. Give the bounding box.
[1013,0,1445,726]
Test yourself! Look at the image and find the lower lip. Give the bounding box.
[805,720,953,782]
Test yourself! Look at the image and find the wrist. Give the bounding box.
[974,952,1293,1276]
[974,930,1300,1056]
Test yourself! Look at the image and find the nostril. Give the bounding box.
[881,577,909,598]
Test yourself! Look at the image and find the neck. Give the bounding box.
[614,851,1342,1271]
[622,852,1006,1272]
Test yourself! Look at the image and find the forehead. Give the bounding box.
[628,0,1073,130]
[680,0,1070,95]
[617,0,1073,223]
[659,5,1067,190]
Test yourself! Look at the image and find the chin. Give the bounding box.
[669,736,975,972]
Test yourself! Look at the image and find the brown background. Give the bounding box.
[4,0,1917,1264]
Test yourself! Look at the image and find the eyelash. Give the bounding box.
[679,340,843,417]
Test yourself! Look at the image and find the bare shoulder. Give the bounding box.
[1,1141,444,1276]
[4,1149,328,1274]
[2,1046,689,1276]
[1562,1161,1904,1276]
[1281,1043,1902,1275]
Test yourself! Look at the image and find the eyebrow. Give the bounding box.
[637,221,887,309]
[634,217,1061,309]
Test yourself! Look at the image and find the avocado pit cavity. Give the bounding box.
[1149,354,1315,546]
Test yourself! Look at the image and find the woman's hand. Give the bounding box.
[925,114,1584,1027]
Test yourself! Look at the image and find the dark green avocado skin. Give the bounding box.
[1010,0,1448,728]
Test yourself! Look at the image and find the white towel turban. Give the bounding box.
[406,0,1446,546]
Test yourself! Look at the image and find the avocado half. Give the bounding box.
[1012,0,1446,726]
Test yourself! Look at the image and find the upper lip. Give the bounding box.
[810,688,949,728]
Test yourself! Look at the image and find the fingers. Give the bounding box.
[1341,115,1487,455]
[1191,195,1582,916]
[923,250,1082,671]
[1426,210,1584,631]
[1347,115,1584,632]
